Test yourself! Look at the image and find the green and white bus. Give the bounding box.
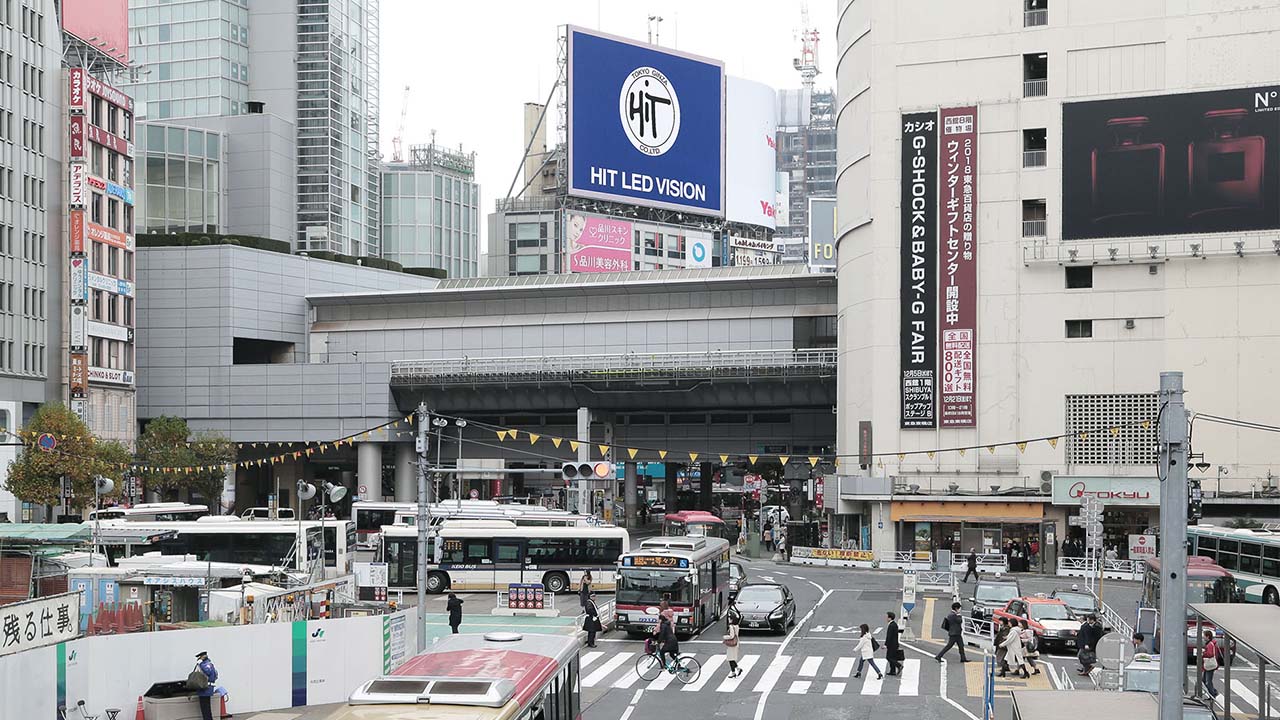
[1188,524,1280,605]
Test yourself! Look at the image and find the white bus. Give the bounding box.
[380,520,630,594]
[392,505,593,529]
[88,502,209,522]
[352,500,501,548]
[1188,524,1280,605]
[100,517,356,579]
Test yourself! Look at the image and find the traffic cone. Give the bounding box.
[134,694,145,720]
[219,695,232,718]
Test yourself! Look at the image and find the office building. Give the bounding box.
[833,0,1280,555]
[136,122,227,234]
[381,141,480,278]
[127,0,382,257]
[775,88,835,263]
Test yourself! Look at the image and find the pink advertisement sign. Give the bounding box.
[566,212,633,273]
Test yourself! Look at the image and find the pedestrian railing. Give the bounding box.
[916,571,959,597]
[1056,556,1144,582]
[1091,592,1135,639]
[877,550,933,570]
[962,616,996,652]
[949,554,1009,575]
[594,598,616,630]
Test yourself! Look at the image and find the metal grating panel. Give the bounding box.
[1064,393,1158,466]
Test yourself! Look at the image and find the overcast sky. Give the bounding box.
[379,1,837,243]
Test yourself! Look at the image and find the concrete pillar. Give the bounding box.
[394,443,416,502]
[665,463,679,514]
[698,462,714,511]
[358,442,382,505]
[576,407,590,514]
[624,461,638,528]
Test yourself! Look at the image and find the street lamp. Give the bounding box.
[91,476,115,567]
[454,419,467,509]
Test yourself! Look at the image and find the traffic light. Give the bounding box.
[1188,477,1204,523]
[562,463,593,482]
[592,462,613,479]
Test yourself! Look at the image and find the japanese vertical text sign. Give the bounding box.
[567,26,725,216]
[0,592,81,656]
[938,106,978,427]
[900,112,938,428]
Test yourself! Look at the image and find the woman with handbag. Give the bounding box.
[1201,630,1221,699]
[723,603,743,677]
[1018,619,1042,675]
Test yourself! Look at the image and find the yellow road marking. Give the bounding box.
[963,660,1052,697]
[920,597,937,642]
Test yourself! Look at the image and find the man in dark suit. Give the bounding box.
[885,611,903,675]
[962,550,979,582]
[935,602,968,663]
[583,593,602,648]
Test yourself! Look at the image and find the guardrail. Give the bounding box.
[950,554,1009,575]
[962,616,996,652]
[1056,556,1144,582]
[916,570,959,598]
[877,550,934,570]
[390,348,838,386]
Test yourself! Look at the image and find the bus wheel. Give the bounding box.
[426,571,449,594]
[543,572,570,594]
[1265,586,1280,606]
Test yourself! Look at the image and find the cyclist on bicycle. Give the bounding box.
[657,608,680,671]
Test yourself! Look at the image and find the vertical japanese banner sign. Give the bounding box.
[900,112,938,428]
[938,107,978,427]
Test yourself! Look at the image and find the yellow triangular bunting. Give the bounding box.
[898,454,905,461]
[552,437,562,448]
[779,455,790,466]
[1110,427,1120,436]
[748,455,758,465]
[658,450,667,459]
[808,456,819,467]
[496,430,508,441]
[628,448,639,459]
[927,451,935,459]
[528,433,540,445]
[987,446,996,454]
[1048,437,1059,449]
[1017,442,1027,453]
[719,454,729,464]
[598,444,610,457]
[958,448,966,456]
[689,452,699,463]
[569,441,580,452]
[508,429,518,440]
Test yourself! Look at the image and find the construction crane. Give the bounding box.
[391,84,410,163]
[792,3,820,92]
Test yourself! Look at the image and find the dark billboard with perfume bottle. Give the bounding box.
[1063,85,1280,240]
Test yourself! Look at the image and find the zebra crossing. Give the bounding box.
[578,650,927,697]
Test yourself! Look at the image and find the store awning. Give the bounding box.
[1190,603,1280,666]
[890,501,1044,523]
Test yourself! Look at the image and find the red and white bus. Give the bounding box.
[615,535,732,637]
[663,510,729,540]
[332,632,581,720]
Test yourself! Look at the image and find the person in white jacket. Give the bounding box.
[999,619,1031,679]
[853,624,884,680]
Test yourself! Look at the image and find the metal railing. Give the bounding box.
[390,348,838,386]
[1022,219,1047,238]
[893,475,1044,496]
[876,550,933,570]
[962,616,996,651]
[1057,556,1144,581]
[1024,79,1048,97]
[1024,9,1048,27]
[1023,230,1280,265]
[1092,590,1134,639]
[950,554,1010,575]
[1022,150,1047,168]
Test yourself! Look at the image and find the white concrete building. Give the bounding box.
[834,0,1280,557]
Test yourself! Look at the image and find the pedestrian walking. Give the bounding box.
[723,603,743,677]
[1105,546,1119,562]
[994,617,1011,674]
[1132,631,1150,654]
[854,624,884,679]
[884,611,903,676]
[447,593,463,634]
[579,571,593,609]
[1201,630,1221,699]
[1077,614,1103,676]
[190,651,229,720]
[935,602,968,663]
[999,619,1030,678]
[1019,619,1041,675]
[762,523,774,552]
[962,549,978,583]
[583,593,601,648]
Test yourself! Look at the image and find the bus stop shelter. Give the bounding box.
[1190,602,1280,720]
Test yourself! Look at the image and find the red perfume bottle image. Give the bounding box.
[1187,108,1266,223]
[1091,116,1166,228]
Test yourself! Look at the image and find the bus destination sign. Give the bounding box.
[624,556,689,568]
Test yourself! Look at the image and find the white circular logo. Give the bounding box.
[619,67,681,156]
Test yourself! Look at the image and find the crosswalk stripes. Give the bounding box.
[714,654,760,692]
[578,651,929,696]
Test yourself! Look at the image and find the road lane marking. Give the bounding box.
[583,652,633,687]
[714,654,760,693]
[580,651,605,669]
[611,661,646,689]
[751,655,792,693]
[647,656,686,691]
[823,682,846,695]
[903,642,981,720]
[753,575,830,720]
[787,680,811,694]
[832,657,856,678]
[681,655,725,692]
[1229,679,1260,711]
[899,659,920,696]
[861,669,884,694]
[798,656,823,677]
[921,597,937,642]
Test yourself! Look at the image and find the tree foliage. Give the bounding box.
[3,404,129,509]
[136,416,196,493]
[190,431,235,513]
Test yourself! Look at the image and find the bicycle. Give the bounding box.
[635,648,701,684]
[57,700,110,720]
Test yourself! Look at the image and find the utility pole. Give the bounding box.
[415,402,431,652]
[1158,371,1189,720]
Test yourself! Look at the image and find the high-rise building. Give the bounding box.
[0,0,64,521]
[381,141,480,278]
[126,0,382,257]
[775,88,835,262]
[833,0,1280,554]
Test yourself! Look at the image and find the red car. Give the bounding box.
[993,596,1079,651]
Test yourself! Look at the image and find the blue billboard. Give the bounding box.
[567,27,725,216]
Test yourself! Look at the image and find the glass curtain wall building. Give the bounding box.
[381,143,479,278]
[125,0,250,119]
[136,122,226,234]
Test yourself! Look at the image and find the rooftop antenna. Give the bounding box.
[391,85,410,163]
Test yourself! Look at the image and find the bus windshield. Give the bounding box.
[617,568,693,605]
